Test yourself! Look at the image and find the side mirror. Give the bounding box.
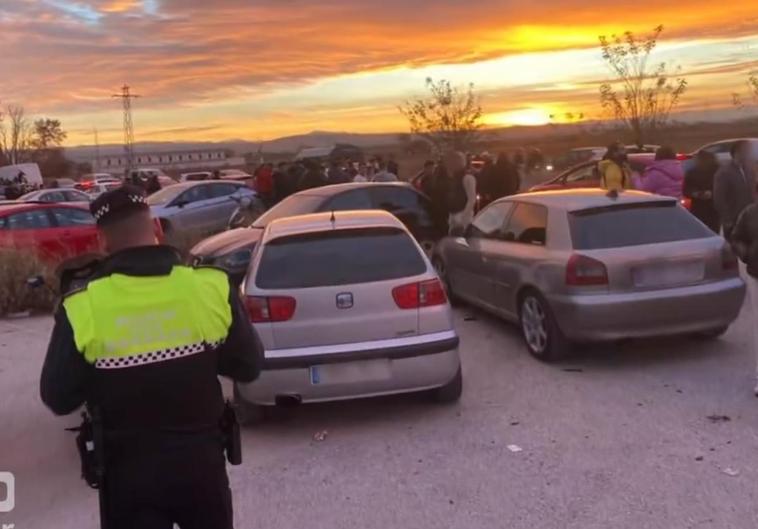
[450,225,467,238]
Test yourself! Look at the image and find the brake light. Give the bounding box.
[722,244,738,271]
[676,153,692,161]
[392,279,447,309]
[680,197,692,211]
[566,254,608,286]
[244,296,296,322]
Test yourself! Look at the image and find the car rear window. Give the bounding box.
[256,227,426,289]
[569,202,713,250]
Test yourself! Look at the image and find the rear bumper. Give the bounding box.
[237,331,461,405]
[548,278,746,341]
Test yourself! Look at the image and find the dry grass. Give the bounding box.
[0,250,57,316]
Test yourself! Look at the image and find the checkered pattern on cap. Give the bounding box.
[94,339,225,370]
[89,184,149,226]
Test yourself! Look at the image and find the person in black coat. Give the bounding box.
[684,150,721,233]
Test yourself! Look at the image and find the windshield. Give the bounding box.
[19,191,41,201]
[147,186,184,206]
[252,194,325,227]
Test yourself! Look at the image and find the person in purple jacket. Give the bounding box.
[638,146,685,198]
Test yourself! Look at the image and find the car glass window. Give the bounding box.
[566,164,598,183]
[177,185,210,205]
[6,209,53,230]
[370,187,433,225]
[323,189,373,210]
[253,194,325,227]
[503,203,547,245]
[67,190,90,201]
[256,228,426,289]
[208,183,239,198]
[51,208,95,227]
[469,202,513,239]
[41,191,67,202]
[570,202,712,249]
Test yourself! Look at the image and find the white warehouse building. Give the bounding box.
[97,149,245,175]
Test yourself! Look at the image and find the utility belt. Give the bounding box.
[70,401,242,488]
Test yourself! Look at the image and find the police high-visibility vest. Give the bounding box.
[64,266,232,368]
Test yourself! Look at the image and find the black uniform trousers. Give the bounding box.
[104,434,233,529]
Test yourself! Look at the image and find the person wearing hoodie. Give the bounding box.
[731,199,758,396]
[638,146,684,198]
[599,142,632,191]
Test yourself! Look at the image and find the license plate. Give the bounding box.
[633,261,704,288]
[309,359,392,385]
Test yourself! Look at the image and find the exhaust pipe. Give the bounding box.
[275,394,302,408]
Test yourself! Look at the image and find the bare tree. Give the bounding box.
[399,78,482,152]
[598,25,687,148]
[0,104,33,164]
[31,118,67,151]
[749,72,758,100]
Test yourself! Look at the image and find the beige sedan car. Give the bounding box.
[433,189,745,361]
[234,210,461,422]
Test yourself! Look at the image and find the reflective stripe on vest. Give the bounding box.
[63,266,232,366]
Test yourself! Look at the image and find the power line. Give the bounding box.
[111,84,141,174]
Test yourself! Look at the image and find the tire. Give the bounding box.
[233,383,266,426]
[433,257,460,306]
[518,289,570,362]
[430,367,463,403]
[696,325,729,340]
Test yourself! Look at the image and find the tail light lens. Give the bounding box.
[245,296,297,322]
[393,279,447,309]
[722,244,738,271]
[680,197,692,211]
[676,153,692,161]
[566,254,608,286]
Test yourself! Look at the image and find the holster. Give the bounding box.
[69,410,106,489]
[220,400,242,465]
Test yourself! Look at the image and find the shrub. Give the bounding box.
[0,250,57,316]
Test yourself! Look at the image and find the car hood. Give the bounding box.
[190,227,263,258]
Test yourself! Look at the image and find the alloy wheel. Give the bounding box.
[521,296,548,355]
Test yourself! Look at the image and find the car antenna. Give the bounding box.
[606,189,619,200]
[330,210,336,227]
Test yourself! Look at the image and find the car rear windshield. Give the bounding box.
[569,202,713,250]
[256,227,426,289]
[252,194,325,228]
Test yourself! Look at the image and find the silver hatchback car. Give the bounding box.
[234,210,461,421]
[434,189,745,361]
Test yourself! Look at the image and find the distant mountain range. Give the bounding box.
[64,130,405,162]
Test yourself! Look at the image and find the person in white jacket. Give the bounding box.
[445,151,478,232]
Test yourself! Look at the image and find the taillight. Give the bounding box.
[676,153,692,161]
[392,279,447,309]
[244,296,296,322]
[722,244,738,271]
[680,197,692,210]
[566,254,608,286]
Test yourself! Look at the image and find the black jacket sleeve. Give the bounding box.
[40,306,93,415]
[217,281,263,382]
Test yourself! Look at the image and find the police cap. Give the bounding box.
[90,184,149,226]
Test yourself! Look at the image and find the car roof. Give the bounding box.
[297,182,414,198]
[263,210,406,243]
[168,180,245,191]
[502,189,676,212]
[0,201,86,215]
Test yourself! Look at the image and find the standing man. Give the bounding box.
[714,140,756,241]
[731,199,758,395]
[40,185,263,529]
[445,151,477,233]
[372,161,398,182]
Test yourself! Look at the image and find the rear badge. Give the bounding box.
[336,292,354,309]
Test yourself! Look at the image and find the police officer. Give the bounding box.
[40,185,263,529]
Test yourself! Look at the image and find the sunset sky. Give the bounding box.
[1,0,757,146]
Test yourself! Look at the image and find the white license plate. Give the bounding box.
[633,261,704,288]
[310,359,392,385]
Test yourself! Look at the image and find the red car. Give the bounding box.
[0,202,102,263]
[529,154,656,192]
